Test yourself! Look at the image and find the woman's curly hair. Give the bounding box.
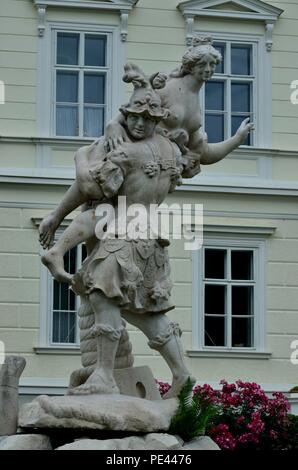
[171,36,222,78]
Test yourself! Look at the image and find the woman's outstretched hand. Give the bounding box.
[235,117,255,144]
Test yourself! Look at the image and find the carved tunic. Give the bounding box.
[72,134,185,314]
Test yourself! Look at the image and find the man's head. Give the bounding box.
[119,63,169,139]
[125,113,156,140]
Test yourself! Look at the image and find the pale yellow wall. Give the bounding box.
[270,1,298,149]
[1,187,298,387]
[0,0,37,136]
[1,0,298,149]
[1,0,298,390]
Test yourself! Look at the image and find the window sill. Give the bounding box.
[186,349,272,359]
[34,346,80,355]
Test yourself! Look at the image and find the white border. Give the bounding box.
[37,20,125,138]
[191,231,270,354]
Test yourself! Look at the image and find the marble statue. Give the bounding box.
[0,356,26,435]
[38,37,253,399]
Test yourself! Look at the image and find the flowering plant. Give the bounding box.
[157,379,294,450]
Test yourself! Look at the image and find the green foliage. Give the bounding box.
[168,377,218,442]
[281,414,298,450]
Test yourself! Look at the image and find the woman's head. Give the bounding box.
[172,36,222,81]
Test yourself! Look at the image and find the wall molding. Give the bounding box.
[177,0,283,48]
[187,349,272,359]
[33,0,139,41]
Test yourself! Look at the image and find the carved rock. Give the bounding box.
[56,433,182,450]
[19,394,178,432]
[182,436,220,450]
[0,434,52,450]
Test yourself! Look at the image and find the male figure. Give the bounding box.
[42,65,194,398]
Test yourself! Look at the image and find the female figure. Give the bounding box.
[39,37,253,255]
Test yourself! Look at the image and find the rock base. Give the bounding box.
[0,433,219,450]
[19,393,178,433]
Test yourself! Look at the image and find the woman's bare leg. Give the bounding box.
[39,181,86,249]
[41,209,97,283]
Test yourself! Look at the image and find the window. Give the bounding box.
[204,248,255,348]
[54,30,110,138]
[191,235,267,354]
[49,244,86,346]
[203,40,255,146]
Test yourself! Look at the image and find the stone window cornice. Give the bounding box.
[33,0,139,41]
[177,0,283,50]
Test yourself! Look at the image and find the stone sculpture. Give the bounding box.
[0,355,26,435]
[38,37,253,400]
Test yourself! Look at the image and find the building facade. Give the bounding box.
[0,0,298,407]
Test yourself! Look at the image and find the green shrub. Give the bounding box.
[168,377,218,442]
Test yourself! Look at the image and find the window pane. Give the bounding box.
[232,115,251,145]
[57,33,79,65]
[205,249,226,279]
[205,285,226,314]
[232,317,253,347]
[84,107,105,137]
[232,82,251,113]
[231,45,252,75]
[53,311,76,343]
[85,34,106,66]
[53,281,74,312]
[205,316,225,346]
[205,114,224,143]
[214,43,225,74]
[232,250,253,280]
[205,81,224,110]
[64,248,77,276]
[56,71,78,103]
[82,244,87,261]
[84,73,105,104]
[232,286,253,315]
[56,105,78,136]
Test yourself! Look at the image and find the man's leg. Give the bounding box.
[69,290,123,395]
[122,311,193,399]
[41,209,97,283]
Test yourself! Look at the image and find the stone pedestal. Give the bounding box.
[19,394,178,433]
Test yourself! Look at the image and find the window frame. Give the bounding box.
[192,234,266,353]
[37,20,124,139]
[49,241,85,347]
[198,30,272,148]
[39,226,85,349]
[204,40,256,146]
[52,29,111,138]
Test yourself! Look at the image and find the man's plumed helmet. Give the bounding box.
[119,63,168,122]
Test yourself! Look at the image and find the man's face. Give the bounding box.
[192,54,217,82]
[126,114,156,140]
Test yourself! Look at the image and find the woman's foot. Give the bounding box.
[39,212,60,249]
[68,368,120,396]
[41,249,73,284]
